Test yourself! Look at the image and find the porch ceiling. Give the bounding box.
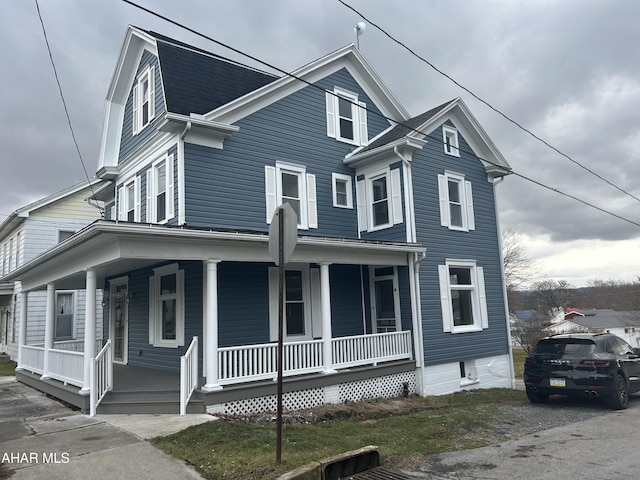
[8,221,425,291]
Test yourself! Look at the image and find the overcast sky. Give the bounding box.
[1,0,639,288]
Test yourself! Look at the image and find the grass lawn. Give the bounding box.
[0,361,16,376]
[153,388,528,480]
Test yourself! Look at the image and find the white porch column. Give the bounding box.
[80,269,97,394]
[42,283,55,379]
[320,262,336,374]
[17,291,28,368]
[202,259,222,392]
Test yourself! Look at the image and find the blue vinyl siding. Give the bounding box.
[218,262,271,347]
[412,125,508,366]
[329,264,369,337]
[110,261,201,373]
[184,68,391,239]
[119,50,165,162]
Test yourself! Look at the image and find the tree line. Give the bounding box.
[502,229,640,351]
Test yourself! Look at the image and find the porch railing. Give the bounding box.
[217,331,412,386]
[180,336,198,416]
[47,349,84,387]
[332,331,413,369]
[90,339,112,417]
[21,345,45,375]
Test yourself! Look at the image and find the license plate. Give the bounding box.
[549,378,566,387]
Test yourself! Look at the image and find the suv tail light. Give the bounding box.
[579,359,610,367]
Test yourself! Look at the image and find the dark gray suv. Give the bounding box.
[523,333,640,409]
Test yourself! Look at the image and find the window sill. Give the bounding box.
[450,325,483,334]
[460,377,479,387]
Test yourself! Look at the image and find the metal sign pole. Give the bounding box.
[276,209,284,464]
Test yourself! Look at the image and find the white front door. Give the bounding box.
[109,286,129,364]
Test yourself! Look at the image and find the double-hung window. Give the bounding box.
[265,162,317,229]
[325,87,368,146]
[442,125,460,156]
[356,167,403,232]
[149,263,184,348]
[55,292,74,340]
[132,65,155,135]
[438,260,488,333]
[332,173,353,208]
[147,154,175,224]
[438,171,474,231]
[117,177,141,222]
[268,266,319,341]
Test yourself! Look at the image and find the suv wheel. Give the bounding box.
[605,374,629,410]
[526,388,549,404]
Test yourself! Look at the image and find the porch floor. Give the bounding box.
[112,364,180,392]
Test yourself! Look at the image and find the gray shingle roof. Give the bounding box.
[569,309,640,329]
[361,99,454,152]
[146,30,278,116]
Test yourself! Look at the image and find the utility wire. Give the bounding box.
[337,0,640,205]
[34,0,103,217]
[121,0,640,229]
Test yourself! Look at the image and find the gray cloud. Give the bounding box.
[1,0,639,283]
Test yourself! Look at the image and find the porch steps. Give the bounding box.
[97,390,205,415]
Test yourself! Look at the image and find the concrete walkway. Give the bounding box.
[0,377,216,479]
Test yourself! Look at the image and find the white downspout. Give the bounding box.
[493,176,516,389]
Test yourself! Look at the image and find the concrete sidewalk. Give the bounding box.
[0,378,215,479]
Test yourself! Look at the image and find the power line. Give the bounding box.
[121,0,640,229]
[34,0,103,217]
[336,0,640,205]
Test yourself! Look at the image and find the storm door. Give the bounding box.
[370,266,401,333]
[110,281,129,364]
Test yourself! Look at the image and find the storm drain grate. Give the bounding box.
[346,466,412,479]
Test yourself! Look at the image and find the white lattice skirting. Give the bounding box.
[207,371,417,416]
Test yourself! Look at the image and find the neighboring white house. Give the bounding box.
[547,309,640,348]
[0,180,105,359]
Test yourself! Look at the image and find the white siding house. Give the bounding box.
[0,180,105,359]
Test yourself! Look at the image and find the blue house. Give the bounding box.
[8,26,513,415]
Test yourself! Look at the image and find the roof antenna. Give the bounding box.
[354,22,366,49]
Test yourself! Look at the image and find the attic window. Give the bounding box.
[132,65,155,135]
[443,125,460,157]
[326,88,368,146]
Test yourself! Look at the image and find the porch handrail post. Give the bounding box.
[202,259,222,392]
[41,283,55,379]
[320,262,336,375]
[81,269,97,394]
[17,291,28,369]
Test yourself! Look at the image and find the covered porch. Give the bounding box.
[8,221,425,415]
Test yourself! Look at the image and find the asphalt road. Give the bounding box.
[405,395,640,479]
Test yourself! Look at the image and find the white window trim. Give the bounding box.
[268,266,316,342]
[146,154,175,224]
[120,177,141,222]
[438,171,474,232]
[443,125,460,157]
[331,173,353,209]
[369,266,402,333]
[132,65,155,135]
[439,260,488,334]
[55,291,76,340]
[264,162,317,229]
[357,167,403,232]
[325,87,368,146]
[149,263,185,348]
